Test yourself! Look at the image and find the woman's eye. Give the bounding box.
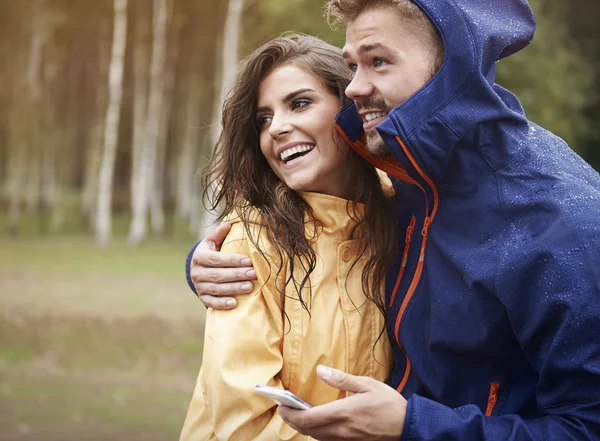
[256,115,272,129]
[374,58,388,68]
[292,99,311,110]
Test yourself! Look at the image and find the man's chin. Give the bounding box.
[365,132,391,157]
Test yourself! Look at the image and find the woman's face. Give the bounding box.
[256,64,350,199]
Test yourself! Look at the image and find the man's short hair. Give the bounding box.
[326,0,444,70]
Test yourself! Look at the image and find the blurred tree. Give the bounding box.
[496,0,596,155]
[564,0,600,171]
[243,0,344,53]
[128,0,169,245]
[201,0,245,238]
[96,0,128,245]
[0,0,597,240]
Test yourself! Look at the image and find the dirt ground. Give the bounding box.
[0,239,206,441]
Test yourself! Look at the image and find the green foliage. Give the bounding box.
[496,0,596,153]
[243,0,345,54]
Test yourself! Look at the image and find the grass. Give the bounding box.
[0,237,206,440]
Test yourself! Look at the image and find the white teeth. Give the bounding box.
[280,144,315,162]
[365,112,387,122]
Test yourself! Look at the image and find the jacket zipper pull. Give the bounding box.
[421,216,431,237]
[485,382,500,416]
[401,217,417,267]
[419,217,431,262]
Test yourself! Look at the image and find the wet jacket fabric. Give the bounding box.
[334,0,600,439]
[180,192,391,441]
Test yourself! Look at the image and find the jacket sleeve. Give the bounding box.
[401,201,600,440]
[182,222,303,441]
[185,241,201,296]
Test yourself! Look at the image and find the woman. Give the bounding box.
[180,34,397,441]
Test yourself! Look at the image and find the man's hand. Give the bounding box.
[278,365,407,441]
[191,223,257,309]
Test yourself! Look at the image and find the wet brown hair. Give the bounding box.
[202,34,397,323]
[326,0,444,72]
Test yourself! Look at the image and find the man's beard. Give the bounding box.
[364,128,390,157]
[355,98,392,157]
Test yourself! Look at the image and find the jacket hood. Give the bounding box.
[337,0,537,188]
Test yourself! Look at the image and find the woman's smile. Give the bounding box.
[256,64,350,199]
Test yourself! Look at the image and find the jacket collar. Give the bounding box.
[299,192,363,239]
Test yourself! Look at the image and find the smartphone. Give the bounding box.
[254,385,313,410]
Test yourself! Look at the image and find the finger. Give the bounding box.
[192,266,257,284]
[193,249,252,268]
[317,365,372,394]
[277,406,301,433]
[196,281,254,297]
[277,406,313,434]
[203,223,232,251]
[278,401,340,430]
[198,294,238,310]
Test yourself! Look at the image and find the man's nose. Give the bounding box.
[345,70,374,100]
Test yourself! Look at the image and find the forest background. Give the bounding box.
[0,0,598,440]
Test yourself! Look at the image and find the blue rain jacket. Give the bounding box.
[334,0,600,439]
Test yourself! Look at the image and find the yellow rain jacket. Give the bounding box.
[180,191,392,441]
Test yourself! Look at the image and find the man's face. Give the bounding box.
[342,6,439,156]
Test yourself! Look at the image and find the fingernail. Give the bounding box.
[317,365,332,379]
[241,258,252,265]
[241,282,253,291]
[226,299,236,307]
[246,269,256,278]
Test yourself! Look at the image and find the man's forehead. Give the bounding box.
[343,7,402,57]
[342,40,393,59]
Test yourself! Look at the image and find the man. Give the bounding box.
[187,0,600,439]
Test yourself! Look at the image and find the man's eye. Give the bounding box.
[292,99,311,110]
[374,58,388,68]
[348,64,358,73]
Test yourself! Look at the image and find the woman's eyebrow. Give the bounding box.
[282,88,315,103]
[256,88,315,113]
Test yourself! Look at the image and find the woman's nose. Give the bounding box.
[269,115,293,139]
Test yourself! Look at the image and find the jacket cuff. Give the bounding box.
[186,241,202,296]
[399,396,413,441]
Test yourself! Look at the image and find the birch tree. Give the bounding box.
[200,0,244,238]
[128,5,150,242]
[95,0,128,245]
[127,0,168,245]
[6,0,47,233]
[150,8,177,236]
[82,22,111,226]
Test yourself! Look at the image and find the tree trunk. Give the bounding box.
[25,0,45,215]
[82,22,111,227]
[176,81,201,221]
[6,0,47,234]
[149,3,176,236]
[201,0,244,239]
[95,0,128,245]
[127,0,167,245]
[128,8,150,242]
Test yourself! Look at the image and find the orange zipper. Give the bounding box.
[389,215,416,307]
[334,122,439,393]
[392,136,439,393]
[334,123,421,187]
[486,382,500,416]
